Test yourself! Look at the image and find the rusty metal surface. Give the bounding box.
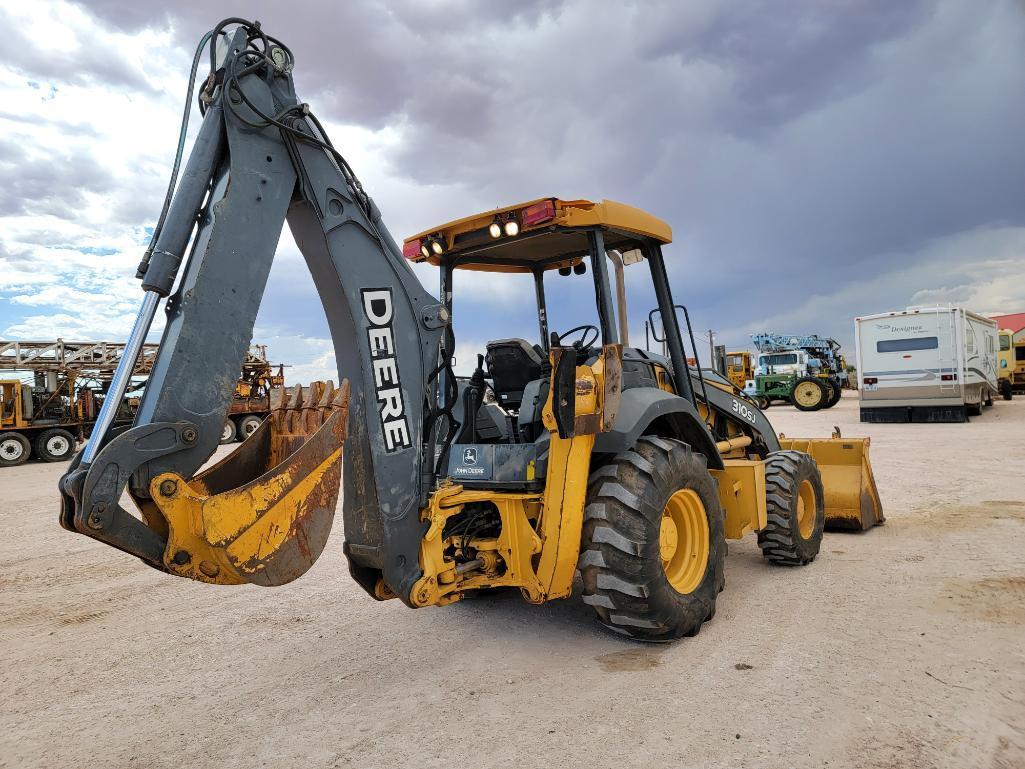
[601,343,623,432]
[152,380,350,586]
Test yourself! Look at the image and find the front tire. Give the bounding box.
[0,432,31,467]
[220,419,237,444]
[578,436,726,642]
[790,377,827,411]
[238,414,263,441]
[1001,380,1013,401]
[35,428,76,462]
[758,451,825,565]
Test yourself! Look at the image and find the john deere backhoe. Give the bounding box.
[59,18,883,641]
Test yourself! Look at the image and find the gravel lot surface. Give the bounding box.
[2,392,1023,769]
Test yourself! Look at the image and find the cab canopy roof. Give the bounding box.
[402,197,672,273]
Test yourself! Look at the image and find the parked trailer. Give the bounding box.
[855,307,998,423]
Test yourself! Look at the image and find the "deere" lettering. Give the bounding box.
[362,289,411,452]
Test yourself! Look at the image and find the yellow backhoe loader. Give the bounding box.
[59,18,883,641]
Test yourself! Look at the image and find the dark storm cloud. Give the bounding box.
[0,6,154,92]
[0,137,117,217]
[64,0,1025,351]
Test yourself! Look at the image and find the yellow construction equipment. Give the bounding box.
[724,351,754,391]
[59,18,883,643]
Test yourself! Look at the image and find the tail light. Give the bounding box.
[941,373,957,381]
[402,239,423,261]
[863,377,878,385]
[521,199,556,227]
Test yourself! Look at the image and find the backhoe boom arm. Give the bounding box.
[59,19,446,602]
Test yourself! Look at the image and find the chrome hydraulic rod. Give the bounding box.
[80,291,160,464]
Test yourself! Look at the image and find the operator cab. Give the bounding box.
[404,197,694,491]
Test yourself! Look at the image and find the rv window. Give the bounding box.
[761,353,798,366]
[876,337,938,353]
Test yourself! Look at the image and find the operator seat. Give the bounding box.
[485,338,544,412]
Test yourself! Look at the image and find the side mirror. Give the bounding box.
[620,248,644,265]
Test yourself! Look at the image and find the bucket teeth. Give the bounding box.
[150,379,350,586]
[268,380,348,465]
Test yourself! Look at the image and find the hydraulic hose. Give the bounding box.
[135,29,214,280]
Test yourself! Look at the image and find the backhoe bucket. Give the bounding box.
[147,380,349,586]
[778,432,884,531]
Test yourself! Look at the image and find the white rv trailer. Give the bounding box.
[854,306,998,423]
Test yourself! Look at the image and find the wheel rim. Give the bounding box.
[796,479,816,539]
[659,489,710,595]
[222,423,233,441]
[1,438,24,460]
[242,418,260,437]
[46,435,70,456]
[793,382,822,408]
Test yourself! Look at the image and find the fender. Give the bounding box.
[689,371,782,454]
[593,388,724,469]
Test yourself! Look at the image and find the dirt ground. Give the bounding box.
[2,392,1024,769]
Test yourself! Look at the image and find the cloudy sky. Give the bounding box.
[1,0,1023,381]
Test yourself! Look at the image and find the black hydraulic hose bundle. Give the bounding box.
[135,29,214,280]
[141,17,463,485]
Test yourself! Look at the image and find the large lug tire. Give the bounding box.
[578,436,726,643]
[35,428,76,462]
[0,432,31,467]
[823,380,842,408]
[238,414,263,441]
[758,450,825,566]
[790,377,827,411]
[220,419,238,444]
[1001,380,1013,401]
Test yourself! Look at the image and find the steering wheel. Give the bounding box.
[554,324,600,351]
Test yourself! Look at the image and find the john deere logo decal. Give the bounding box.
[463,447,477,465]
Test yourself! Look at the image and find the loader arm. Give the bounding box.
[59,20,447,602]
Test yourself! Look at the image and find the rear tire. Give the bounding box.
[758,451,825,566]
[220,419,237,444]
[823,380,842,408]
[238,414,263,441]
[790,377,827,411]
[1001,380,1013,401]
[35,428,75,462]
[579,436,726,642]
[755,395,771,410]
[0,432,31,467]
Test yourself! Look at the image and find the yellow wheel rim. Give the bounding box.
[659,489,710,595]
[796,479,816,539]
[793,381,822,408]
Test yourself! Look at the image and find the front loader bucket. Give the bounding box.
[147,380,349,586]
[778,432,884,532]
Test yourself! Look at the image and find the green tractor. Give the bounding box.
[745,335,846,412]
